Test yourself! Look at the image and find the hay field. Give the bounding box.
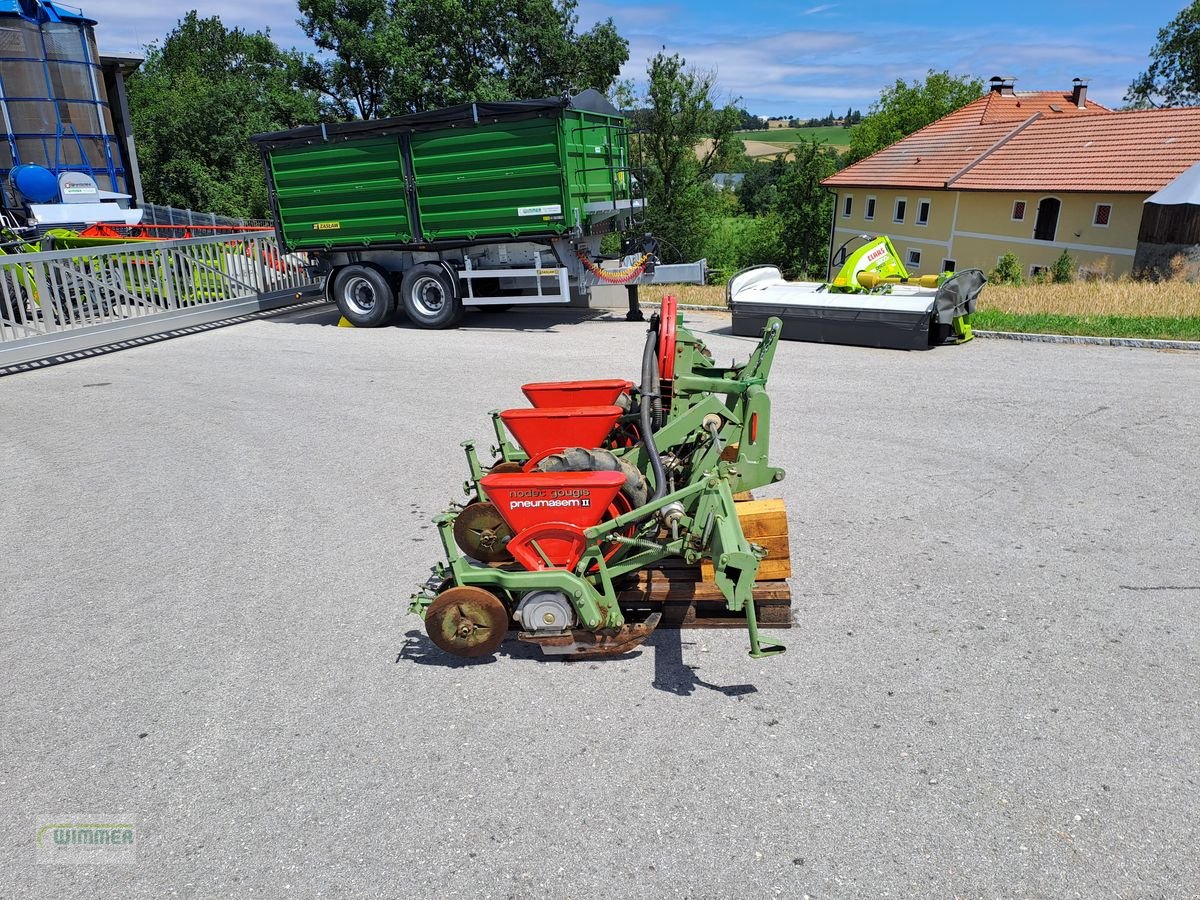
[980,281,1200,318]
[695,138,792,160]
[656,280,1200,319]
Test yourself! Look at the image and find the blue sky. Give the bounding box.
[86,0,1187,116]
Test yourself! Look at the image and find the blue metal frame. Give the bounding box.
[0,0,124,195]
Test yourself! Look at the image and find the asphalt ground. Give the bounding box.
[1,305,1198,899]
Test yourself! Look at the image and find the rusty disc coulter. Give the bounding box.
[424,587,509,658]
[452,501,514,562]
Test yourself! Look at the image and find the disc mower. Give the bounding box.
[409,298,789,660]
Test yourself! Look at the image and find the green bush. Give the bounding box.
[702,215,785,283]
[990,251,1024,285]
[1052,249,1074,284]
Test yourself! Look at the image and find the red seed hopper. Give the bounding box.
[480,470,626,570]
[521,379,634,408]
[498,405,623,462]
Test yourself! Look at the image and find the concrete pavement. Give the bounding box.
[2,305,1197,898]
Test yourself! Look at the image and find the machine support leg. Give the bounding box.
[952,315,973,344]
[625,284,644,322]
[745,597,786,659]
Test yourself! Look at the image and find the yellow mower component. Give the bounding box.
[856,271,942,290]
[830,235,952,294]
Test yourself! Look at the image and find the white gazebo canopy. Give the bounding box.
[1146,160,1200,206]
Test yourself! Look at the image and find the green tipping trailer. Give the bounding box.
[252,91,671,329]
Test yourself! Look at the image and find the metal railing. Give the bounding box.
[139,202,272,229]
[0,231,318,369]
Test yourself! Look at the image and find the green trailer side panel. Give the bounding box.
[263,106,631,250]
[410,117,571,241]
[563,110,627,216]
[269,138,411,250]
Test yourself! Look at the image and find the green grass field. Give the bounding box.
[736,126,853,147]
[968,310,1200,341]
[655,281,1200,342]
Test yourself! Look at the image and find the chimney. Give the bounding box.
[1071,77,1089,108]
[988,75,1017,96]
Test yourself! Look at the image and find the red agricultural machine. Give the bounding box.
[409,298,791,660]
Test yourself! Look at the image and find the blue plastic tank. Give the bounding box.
[10,163,60,203]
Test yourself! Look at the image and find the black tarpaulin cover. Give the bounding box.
[251,94,610,150]
[934,269,986,324]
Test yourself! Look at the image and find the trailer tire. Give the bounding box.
[1,275,33,324]
[400,264,463,329]
[332,265,395,327]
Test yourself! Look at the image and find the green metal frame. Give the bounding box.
[412,312,789,658]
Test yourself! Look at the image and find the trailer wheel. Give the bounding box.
[1,275,33,324]
[400,264,463,329]
[332,265,395,327]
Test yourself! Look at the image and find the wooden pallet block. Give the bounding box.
[700,497,791,581]
[617,564,792,629]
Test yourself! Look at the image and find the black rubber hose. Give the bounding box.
[640,325,667,501]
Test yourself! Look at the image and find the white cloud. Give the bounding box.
[78,0,1151,116]
[616,19,1150,116]
[86,0,308,55]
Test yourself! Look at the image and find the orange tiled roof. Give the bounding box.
[822,91,1200,193]
[975,90,1109,124]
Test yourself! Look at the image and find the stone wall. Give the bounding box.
[1132,242,1200,281]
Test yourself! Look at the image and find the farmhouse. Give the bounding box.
[822,77,1200,279]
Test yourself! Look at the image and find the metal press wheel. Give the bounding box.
[332,264,396,327]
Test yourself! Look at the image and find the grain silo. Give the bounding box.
[0,0,126,210]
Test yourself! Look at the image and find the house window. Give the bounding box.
[1030,265,1047,278]
[1012,200,1026,221]
[865,196,876,220]
[906,249,921,267]
[917,199,931,225]
[894,198,907,223]
[842,195,853,218]
[1094,204,1112,227]
[941,259,956,273]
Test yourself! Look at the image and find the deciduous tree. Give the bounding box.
[769,140,840,277]
[297,0,628,119]
[846,70,982,164]
[1126,2,1200,107]
[628,52,743,264]
[128,13,321,218]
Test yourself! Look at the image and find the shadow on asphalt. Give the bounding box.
[272,303,634,333]
[396,628,556,667]
[397,627,758,699]
[647,628,759,698]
